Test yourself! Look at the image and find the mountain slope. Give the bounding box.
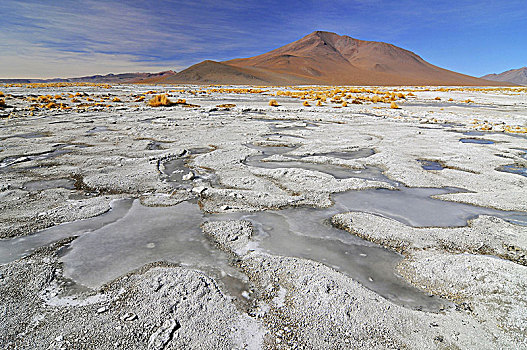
[162,60,319,85]
[222,31,503,86]
[481,67,527,86]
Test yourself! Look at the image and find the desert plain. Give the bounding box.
[0,84,526,349]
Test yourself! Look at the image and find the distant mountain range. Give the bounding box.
[481,67,527,86]
[1,31,511,86]
[0,71,177,84]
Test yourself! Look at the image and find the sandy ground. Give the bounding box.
[0,84,526,349]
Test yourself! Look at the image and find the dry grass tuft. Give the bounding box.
[269,99,279,107]
[390,101,400,109]
[0,98,5,107]
[0,91,4,97]
[112,97,121,102]
[302,101,311,107]
[434,97,441,100]
[148,94,173,107]
[316,100,322,106]
[216,104,236,108]
[341,101,348,107]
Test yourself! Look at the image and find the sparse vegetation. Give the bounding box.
[303,101,311,107]
[269,99,279,107]
[148,94,173,107]
[390,101,400,109]
[216,104,236,108]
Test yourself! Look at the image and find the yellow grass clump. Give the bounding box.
[371,95,381,103]
[148,94,173,107]
[38,95,53,103]
[390,101,400,109]
[175,99,187,104]
[448,98,454,101]
[216,104,236,108]
[341,101,348,107]
[0,98,5,107]
[302,101,311,107]
[112,97,121,102]
[434,97,441,100]
[316,100,323,106]
[0,91,4,97]
[135,96,145,102]
[269,99,279,107]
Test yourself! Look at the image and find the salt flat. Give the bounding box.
[0,84,526,349]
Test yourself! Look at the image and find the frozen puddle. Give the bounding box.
[0,199,134,264]
[418,160,444,170]
[160,148,217,188]
[22,178,76,191]
[86,126,110,134]
[331,187,527,227]
[244,144,383,181]
[497,164,527,177]
[212,208,449,312]
[2,145,526,313]
[0,199,251,305]
[0,132,50,140]
[0,144,82,170]
[497,149,527,177]
[59,201,249,298]
[459,138,494,144]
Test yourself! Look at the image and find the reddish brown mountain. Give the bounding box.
[160,31,505,86]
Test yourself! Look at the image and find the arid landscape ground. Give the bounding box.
[0,83,526,349]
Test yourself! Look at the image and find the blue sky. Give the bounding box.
[1,0,525,78]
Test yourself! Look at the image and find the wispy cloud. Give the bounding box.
[1,0,526,78]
